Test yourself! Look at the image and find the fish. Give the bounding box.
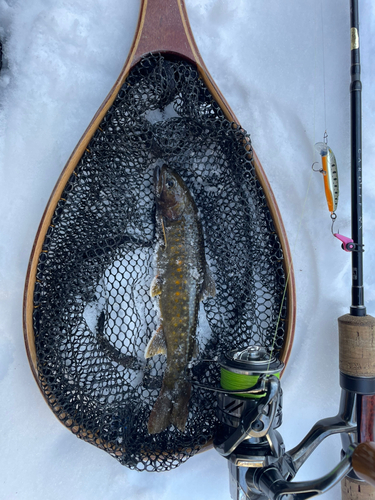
[315,142,339,213]
[145,164,215,434]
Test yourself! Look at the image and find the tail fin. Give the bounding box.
[147,381,191,434]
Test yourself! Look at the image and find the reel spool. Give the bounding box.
[220,346,282,398]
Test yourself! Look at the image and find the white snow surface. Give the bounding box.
[1,0,375,499]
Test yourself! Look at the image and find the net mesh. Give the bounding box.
[32,53,287,472]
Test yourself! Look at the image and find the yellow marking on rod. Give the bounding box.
[351,27,359,50]
[86,148,91,153]
[60,198,67,202]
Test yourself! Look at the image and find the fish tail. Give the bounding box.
[147,385,173,434]
[171,380,191,432]
[147,380,191,434]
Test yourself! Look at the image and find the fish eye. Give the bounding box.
[166,179,175,189]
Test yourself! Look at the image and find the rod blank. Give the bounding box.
[350,0,366,316]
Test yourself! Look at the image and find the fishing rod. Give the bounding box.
[339,0,375,497]
[211,1,375,498]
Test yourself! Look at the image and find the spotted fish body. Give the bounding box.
[146,164,215,434]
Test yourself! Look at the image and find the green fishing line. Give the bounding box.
[220,367,281,399]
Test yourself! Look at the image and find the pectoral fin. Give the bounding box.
[150,275,163,297]
[200,265,216,300]
[145,326,167,358]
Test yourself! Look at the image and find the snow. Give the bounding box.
[0,0,374,499]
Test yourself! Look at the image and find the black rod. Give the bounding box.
[350,0,366,316]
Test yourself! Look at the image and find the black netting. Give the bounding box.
[32,53,287,472]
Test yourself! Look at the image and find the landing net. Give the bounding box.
[32,53,288,472]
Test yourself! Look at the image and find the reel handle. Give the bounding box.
[342,442,375,499]
[352,442,375,487]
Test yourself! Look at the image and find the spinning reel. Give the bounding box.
[212,345,358,500]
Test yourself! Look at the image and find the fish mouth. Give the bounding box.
[154,164,167,198]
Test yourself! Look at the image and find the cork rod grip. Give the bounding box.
[342,477,375,500]
[339,314,375,379]
[339,314,375,498]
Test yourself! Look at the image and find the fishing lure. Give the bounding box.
[314,140,339,214]
[313,136,356,252]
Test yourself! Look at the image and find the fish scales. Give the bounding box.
[146,164,215,434]
[159,209,204,369]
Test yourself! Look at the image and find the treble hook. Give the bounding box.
[311,161,322,173]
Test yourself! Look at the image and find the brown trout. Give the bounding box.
[146,164,215,434]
